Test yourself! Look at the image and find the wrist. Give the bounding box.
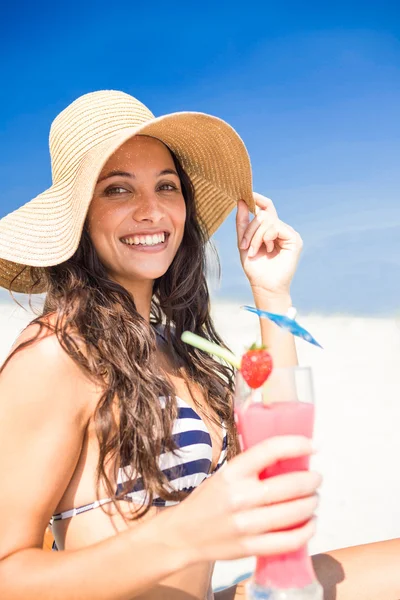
[150,504,201,570]
[251,287,293,312]
[133,510,194,575]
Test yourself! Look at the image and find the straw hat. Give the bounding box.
[0,90,254,293]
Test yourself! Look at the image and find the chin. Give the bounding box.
[123,267,170,282]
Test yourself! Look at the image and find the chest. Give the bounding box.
[161,370,225,472]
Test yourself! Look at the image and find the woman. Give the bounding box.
[0,90,320,599]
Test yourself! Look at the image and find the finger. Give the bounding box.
[226,435,314,479]
[239,210,273,251]
[253,192,278,219]
[265,236,275,254]
[242,517,317,557]
[250,219,302,256]
[248,221,278,258]
[263,471,322,506]
[272,220,303,253]
[230,470,322,511]
[233,494,319,535]
[274,219,298,242]
[236,200,250,248]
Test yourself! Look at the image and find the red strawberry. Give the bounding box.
[240,344,273,389]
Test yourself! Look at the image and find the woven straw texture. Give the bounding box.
[0,90,254,293]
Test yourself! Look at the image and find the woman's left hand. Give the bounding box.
[236,193,303,297]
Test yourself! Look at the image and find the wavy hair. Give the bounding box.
[2,149,236,518]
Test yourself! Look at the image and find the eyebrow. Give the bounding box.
[97,168,179,183]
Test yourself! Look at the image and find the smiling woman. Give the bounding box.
[0,90,321,600]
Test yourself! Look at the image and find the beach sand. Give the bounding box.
[1,300,400,589]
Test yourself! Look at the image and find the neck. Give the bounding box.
[112,276,154,322]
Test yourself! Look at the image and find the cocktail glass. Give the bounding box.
[234,366,323,600]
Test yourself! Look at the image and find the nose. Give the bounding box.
[130,189,163,223]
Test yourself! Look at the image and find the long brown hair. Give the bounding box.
[2,149,236,518]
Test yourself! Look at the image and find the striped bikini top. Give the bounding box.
[53,395,228,521]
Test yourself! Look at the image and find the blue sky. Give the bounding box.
[1,1,399,314]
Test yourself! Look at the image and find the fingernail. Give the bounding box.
[240,237,248,249]
[248,246,255,257]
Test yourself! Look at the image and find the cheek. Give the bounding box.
[87,202,124,241]
[174,201,187,241]
[86,204,119,260]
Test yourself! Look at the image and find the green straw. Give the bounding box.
[181,331,241,369]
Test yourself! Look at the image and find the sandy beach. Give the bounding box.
[1,300,400,589]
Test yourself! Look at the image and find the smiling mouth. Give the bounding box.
[120,232,169,247]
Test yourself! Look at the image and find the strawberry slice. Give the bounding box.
[241,344,273,389]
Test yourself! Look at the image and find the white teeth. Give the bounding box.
[121,233,166,246]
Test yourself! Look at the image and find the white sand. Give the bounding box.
[1,301,400,589]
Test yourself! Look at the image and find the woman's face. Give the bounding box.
[87,136,186,286]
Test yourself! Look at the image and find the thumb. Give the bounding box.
[236,199,250,247]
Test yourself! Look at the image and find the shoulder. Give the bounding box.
[8,317,77,374]
[1,318,98,424]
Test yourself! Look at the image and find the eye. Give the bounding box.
[104,185,130,196]
[158,182,179,192]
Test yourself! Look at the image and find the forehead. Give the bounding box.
[100,135,175,173]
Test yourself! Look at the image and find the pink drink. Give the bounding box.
[235,401,316,590]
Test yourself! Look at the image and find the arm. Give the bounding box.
[252,290,297,367]
[1,525,190,600]
[236,194,302,368]
[313,539,400,600]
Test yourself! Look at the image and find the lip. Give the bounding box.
[119,229,170,239]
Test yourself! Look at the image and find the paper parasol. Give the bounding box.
[242,305,323,349]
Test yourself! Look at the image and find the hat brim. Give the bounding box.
[0,111,254,293]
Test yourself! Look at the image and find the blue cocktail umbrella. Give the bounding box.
[242,305,323,349]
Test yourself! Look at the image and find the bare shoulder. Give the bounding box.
[0,317,102,556]
[1,317,100,423]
